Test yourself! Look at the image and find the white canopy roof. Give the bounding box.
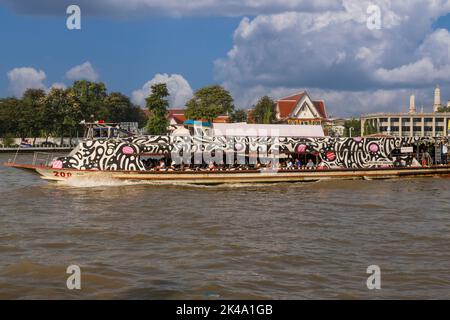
[212,123,325,137]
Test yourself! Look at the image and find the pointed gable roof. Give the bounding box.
[276,91,327,120]
[276,91,306,119]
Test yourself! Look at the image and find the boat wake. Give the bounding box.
[56,176,322,189]
[57,176,141,188]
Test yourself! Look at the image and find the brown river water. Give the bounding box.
[1,152,450,299]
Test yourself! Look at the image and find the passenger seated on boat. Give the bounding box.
[306,159,315,169]
[158,160,166,170]
[286,160,293,169]
[295,159,302,169]
[410,156,421,167]
[422,151,432,166]
[208,161,216,170]
[169,160,177,170]
[143,158,151,169]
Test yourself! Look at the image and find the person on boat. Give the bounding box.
[421,151,432,167]
[442,144,448,165]
[286,159,293,169]
[295,158,302,169]
[393,157,401,167]
[208,161,216,170]
[411,156,421,167]
[306,159,315,169]
[144,158,153,170]
[158,159,166,170]
[275,161,282,170]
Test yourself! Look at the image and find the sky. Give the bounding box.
[2,0,450,117]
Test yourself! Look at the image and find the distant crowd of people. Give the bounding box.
[392,150,449,168]
[142,157,319,172]
[141,150,449,172]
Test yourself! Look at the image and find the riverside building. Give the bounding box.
[361,86,450,137]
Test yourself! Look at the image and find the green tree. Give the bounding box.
[104,92,133,123]
[69,80,107,121]
[42,88,80,145]
[230,109,248,123]
[251,96,276,124]
[363,120,378,136]
[0,134,15,147]
[104,92,147,126]
[344,118,362,137]
[20,89,46,143]
[129,107,147,128]
[437,106,450,112]
[145,83,170,135]
[185,85,234,122]
[0,97,20,137]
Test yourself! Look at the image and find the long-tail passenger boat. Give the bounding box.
[4,122,450,184]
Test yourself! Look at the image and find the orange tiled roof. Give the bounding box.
[276,91,306,119]
[277,100,298,118]
[166,108,230,124]
[312,100,328,119]
[167,109,186,124]
[276,91,327,120]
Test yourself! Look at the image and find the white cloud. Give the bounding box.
[7,67,47,97]
[7,1,450,116]
[309,88,432,117]
[374,29,450,85]
[131,73,193,107]
[65,61,99,82]
[214,0,450,115]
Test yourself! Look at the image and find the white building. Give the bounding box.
[361,86,450,137]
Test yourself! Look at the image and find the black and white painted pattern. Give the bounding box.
[55,135,441,171]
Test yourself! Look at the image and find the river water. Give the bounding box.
[1,152,450,299]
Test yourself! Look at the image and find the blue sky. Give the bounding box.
[2,1,450,116]
[0,5,239,97]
